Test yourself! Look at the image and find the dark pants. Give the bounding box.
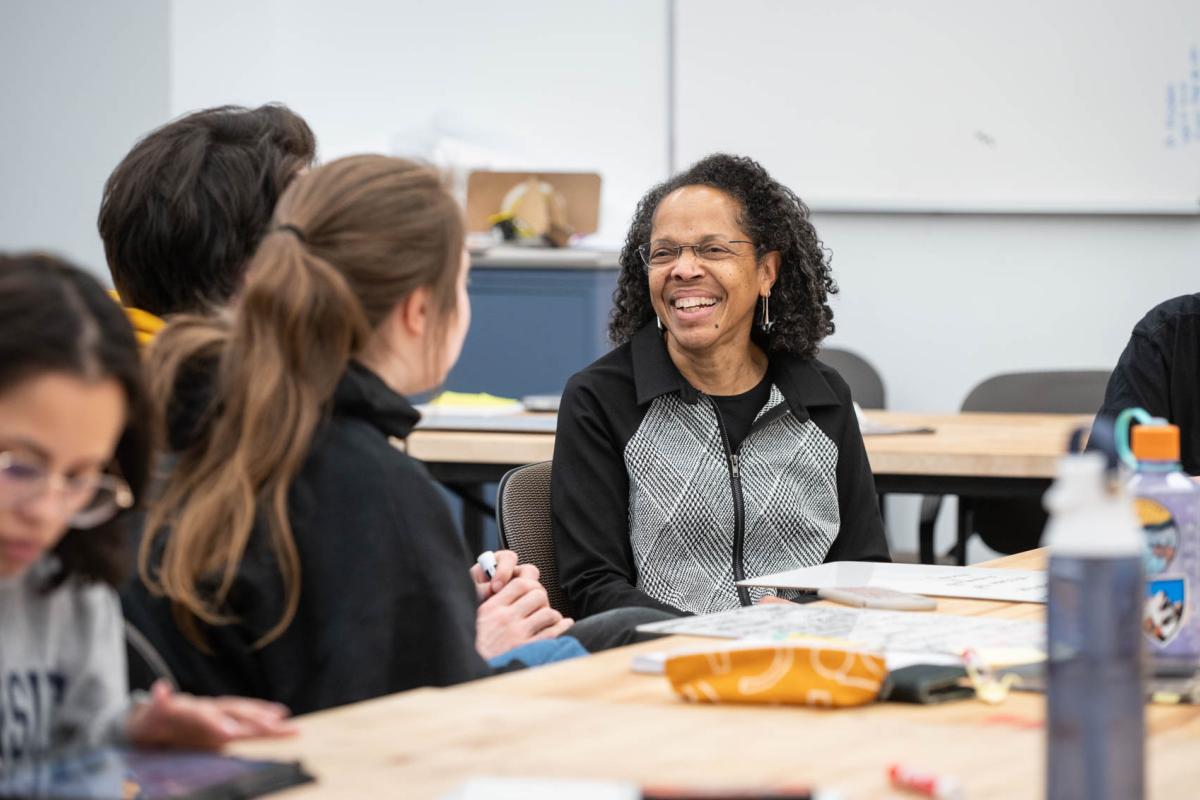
[564,606,681,653]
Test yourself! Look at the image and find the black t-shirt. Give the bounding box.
[1097,293,1200,475]
[712,373,773,453]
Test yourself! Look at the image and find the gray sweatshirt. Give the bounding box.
[0,558,130,767]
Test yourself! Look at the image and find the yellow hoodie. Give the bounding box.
[108,290,165,347]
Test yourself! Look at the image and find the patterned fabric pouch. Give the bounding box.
[664,643,887,707]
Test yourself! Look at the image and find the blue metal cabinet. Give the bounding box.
[433,259,619,553]
[444,265,619,397]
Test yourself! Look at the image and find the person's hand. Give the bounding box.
[756,594,792,606]
[475,576,573,660]
[469,550,540,601]
[126,680,298,750]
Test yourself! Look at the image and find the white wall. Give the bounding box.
[819,213,1200,412]
[168,0,670,245]
[0,0,170,279]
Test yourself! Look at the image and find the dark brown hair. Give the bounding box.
[141,155,464,646]
[0,253,151,588]
[98,104,317,316]
[610,153,837,358]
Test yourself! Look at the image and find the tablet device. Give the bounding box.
[0,746,312,800]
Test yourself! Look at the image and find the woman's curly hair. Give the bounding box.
[609,153,836,358]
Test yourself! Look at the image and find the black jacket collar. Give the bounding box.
[333,362,422,439]
[630,321,840,422]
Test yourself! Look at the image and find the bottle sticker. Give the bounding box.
[1145,578,1187,645]
[1138,498,1178,574]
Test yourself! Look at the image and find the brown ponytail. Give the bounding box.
[140,155,464,647]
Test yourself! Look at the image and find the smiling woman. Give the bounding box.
[550,154,891,619]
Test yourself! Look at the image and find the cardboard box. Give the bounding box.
[465,171,602,238]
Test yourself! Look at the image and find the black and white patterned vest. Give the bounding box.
[624,383,839,613]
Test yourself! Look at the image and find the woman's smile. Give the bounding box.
[668,290,723,323]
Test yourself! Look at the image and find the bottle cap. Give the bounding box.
[1045,452,1142,556]
[1044,452,1105,515]
[1131,423,1180,462]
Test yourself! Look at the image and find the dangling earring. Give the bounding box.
[656,316,665,332]
[760,292,774,332]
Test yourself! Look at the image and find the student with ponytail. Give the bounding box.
[125,155,662,714]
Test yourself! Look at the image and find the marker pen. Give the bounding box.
[887,764,963,800]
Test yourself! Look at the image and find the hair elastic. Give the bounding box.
[275,223,308,243]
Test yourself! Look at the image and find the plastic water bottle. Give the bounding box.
[1045,452,1144,800]
[1116,410,1200,674]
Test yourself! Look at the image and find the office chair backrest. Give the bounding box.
[962,370,1111,414]
[818,347,886,409]
[962,369,1110,554]
[496,461,572,616]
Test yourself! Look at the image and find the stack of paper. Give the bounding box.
[636,604,1045,664]
[738,562,1047,604]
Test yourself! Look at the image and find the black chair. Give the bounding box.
[496,461,573,616]
[918,370,1110,564]
[818,347,885,409]
[819,346,889,529]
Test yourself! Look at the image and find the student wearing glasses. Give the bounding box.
[551,154,890,618]
[0,254,293,769]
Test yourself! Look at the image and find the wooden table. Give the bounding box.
[406,411,1090,552]
[408,410,1089,491]
[230,550,1200,798]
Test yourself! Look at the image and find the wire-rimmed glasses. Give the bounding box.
[0,451,133,529]
[637,238,757,270]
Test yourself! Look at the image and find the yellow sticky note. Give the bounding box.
[428,391,521,409]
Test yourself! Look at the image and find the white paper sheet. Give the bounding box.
[854,402,935,436]
[636,604,1045,657]
[738,562,1047,604]
[414,414,558,433]
[442,778,638,800]
[858,418,936,436]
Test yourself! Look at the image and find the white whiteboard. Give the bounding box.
[676,0,1200,213]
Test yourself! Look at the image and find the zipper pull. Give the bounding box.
[731,453,740,478]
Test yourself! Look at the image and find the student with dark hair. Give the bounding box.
[552,154,890,618]
[106,107,592,684]
[0,253,294,769]
[98,104,317,335]
[125,156,666,716]
[1097,292,1200,474]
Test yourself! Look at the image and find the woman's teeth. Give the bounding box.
[673,297,717,310]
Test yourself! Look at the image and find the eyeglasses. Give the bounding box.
[0,451,133,529]
[637,239,757,270]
